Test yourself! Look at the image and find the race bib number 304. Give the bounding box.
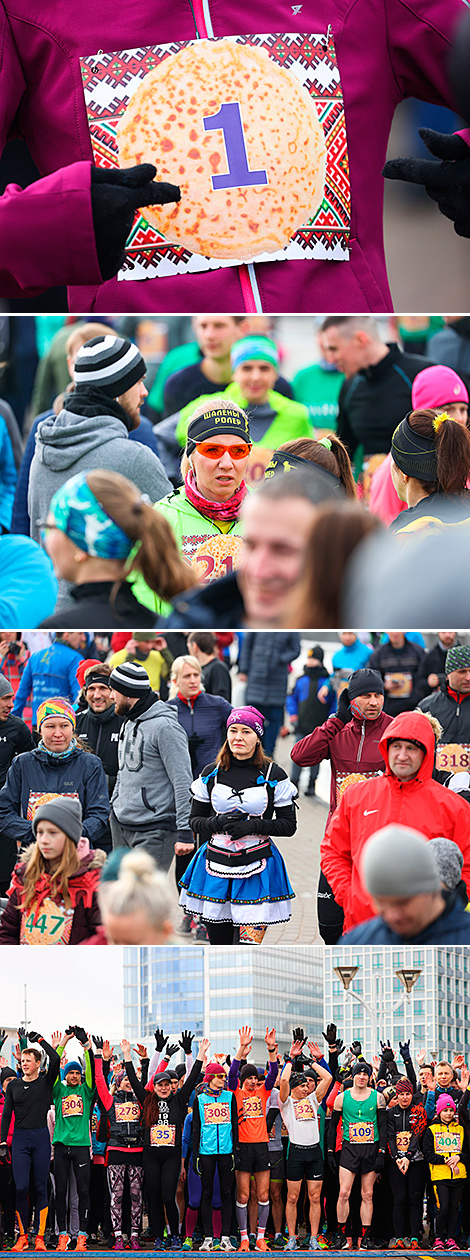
[80,32,350,281]
[62,1093,84,1119]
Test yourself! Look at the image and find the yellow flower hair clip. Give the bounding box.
[433,411,450,433]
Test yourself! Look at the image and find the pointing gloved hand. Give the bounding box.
[383,129,470,238]
[336,688,352,725]
[91,163,181,280]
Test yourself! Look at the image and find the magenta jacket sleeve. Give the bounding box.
[386,0,466,106]
[0,163,103,298]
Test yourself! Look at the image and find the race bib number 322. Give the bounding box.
[80,32,350,281]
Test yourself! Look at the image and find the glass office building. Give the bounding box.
[323,945,470,1061]
[124,946,324,1060]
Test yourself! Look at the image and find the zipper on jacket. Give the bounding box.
[357,721,366,762]
[187,0,264,313]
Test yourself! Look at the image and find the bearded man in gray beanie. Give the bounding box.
[109,661,194,874]
[28,334,172,550]
[418,643,470,744]
[340,824,470,944]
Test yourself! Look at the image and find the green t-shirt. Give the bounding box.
[52,1052,95,1146]
[292,363,343,429]
[342,1088,379,1144]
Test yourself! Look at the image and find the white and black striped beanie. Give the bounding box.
[109,662,152,697]
[73,335,146,398]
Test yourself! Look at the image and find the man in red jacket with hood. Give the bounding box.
[320,709,470,934]
[291,667,393,943]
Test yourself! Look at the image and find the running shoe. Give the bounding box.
[129,1240,141,1251]
[284,1241,298,1252]
[113,1239,125,1252]
[182,1241,193,1251]
[34,1240,47,1253]
[308,1241,321,1252]
[11,1239,29,1254]
[273,1237,285,1251]
[315,1238,328,1251]
[410,1242,420,1251]
[200,1242,214,1253]
[445,1242,459,1252]
[238,1244,250,1254]
[433,1240,445,1252]
[154,1241,166,1253]
[75,1236,88,1252]
[255,1243,269,1253]
[212,1243,221,1252]
[57,1236,71,1253]
[219,1241,236,1252]
[170,1238,182,1251]
[249,1239,256,1252]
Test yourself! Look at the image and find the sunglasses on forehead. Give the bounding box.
[195,440,252,459]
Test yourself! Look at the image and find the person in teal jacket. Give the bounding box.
[192,1063,238,1252]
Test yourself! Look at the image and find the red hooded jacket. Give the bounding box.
[320,710,470,932]
[291,708,393,822]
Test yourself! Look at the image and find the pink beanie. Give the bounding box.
[436,1093,456,1116]
[412,365,469,410]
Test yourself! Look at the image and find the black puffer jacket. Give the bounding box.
[419,682,470,743]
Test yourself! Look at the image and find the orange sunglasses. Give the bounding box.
[196,440,252,460]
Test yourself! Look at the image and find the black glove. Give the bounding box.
[334,1039,345,1056]
[71,1026,88,1046]
[351,1041,362,1057]
[227,818,263,840]
[92,1036,103,1051]
[17,1027,27,1050]
[292,1027,306,1045]
[0,1031,7,1051]
[336,688,352,725]
[323,1023,337,1045]
[176,829,194,848]
[90,164,181,280]
[166,1042,179,1059]
[375,1150,385,1173]
[399,1040,411,1062]
[0,1144,8,1163]
[28,1031,42,1044]
[383,129,470,238]
[154,1029,168,1052]
[179,1030,193,1054]
[328,1150,337,1175]
[380,1040,395,1063]
[212,810,245,832]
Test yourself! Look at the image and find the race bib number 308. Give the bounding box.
[204,1101,230,1125]
[80,32,350,281]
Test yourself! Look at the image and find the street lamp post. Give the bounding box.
[333,965,422,1056]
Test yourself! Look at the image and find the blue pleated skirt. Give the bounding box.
[178,841,295,925]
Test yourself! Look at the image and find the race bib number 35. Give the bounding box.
[349,1121,375,1144]
[80,32,350,281]
[62,1093,84,1119]
[150,1124,176,1147]
[204,1101,230,1125]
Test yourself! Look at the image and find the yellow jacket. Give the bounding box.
[425,1122,466,1182]
[108,648,172,693]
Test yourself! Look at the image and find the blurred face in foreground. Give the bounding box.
[372,891,442,937]
[239,493,316,627]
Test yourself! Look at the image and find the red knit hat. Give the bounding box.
[76,658,103,688]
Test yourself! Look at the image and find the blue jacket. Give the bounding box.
[11,410,161,537]
[167,692,233,778]
[239,633,301,707]
[341,894,470,946]
[331,641,373,671]
[193,1088,237,1157]
[0,535,57,629]
[0,744,110,883]
[13,641,82,724]
[0,416,18,531]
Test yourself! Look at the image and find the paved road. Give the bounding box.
[267,732,329,945]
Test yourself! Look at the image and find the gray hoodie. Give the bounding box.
[28,408,172,544]
[112,698,192,831]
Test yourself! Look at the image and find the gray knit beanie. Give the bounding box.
[428,837,463,890]
[32,796,83,847]
[0,676,14,698]
[362,824,441,898]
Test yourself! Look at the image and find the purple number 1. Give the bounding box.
[203,102,268,190]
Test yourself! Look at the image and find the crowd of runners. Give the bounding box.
[2,316,470,627]
[0,1023,469,1253]
[0,629,467,945]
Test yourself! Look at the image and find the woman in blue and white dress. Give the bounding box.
[179,705,297,945]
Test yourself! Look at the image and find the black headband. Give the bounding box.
[85,672,111,690]
[187,407,251,453]
[265,449,341,491]
[391,412,437,482]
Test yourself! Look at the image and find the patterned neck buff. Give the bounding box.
[184,468,247,521]
[38,737,78,760]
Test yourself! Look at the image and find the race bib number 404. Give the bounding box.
[80,32,350,281]
[434,1132,462,1157]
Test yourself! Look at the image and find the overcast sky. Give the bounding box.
[1,949,125,1050]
